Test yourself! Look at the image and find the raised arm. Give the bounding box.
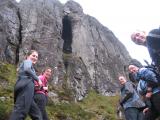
[23,60,39,81]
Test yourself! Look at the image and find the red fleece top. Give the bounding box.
[34,75,48,96]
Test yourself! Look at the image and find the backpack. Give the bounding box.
[143,65,160,87]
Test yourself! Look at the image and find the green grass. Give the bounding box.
[47,102,94,120]
[0,99,13,120]
[45,90,119,120]
[0,62,120,120]
[0,62,16,83]
[0,62,16,97]
[0,62,16,119]
[78,90,119,120]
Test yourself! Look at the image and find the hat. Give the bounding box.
[147,28,160,39]
[129,59,143,68]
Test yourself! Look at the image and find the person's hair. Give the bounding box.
[41,67,52,75]
[128,59,143,68]
[25,50,38,59]
[118,74,126,79]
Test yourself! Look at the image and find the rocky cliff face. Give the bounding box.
[0,0,20,64]
[0,0,131,100]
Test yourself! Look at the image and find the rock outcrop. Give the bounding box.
[0,0,20,64]
[0,0,132,101]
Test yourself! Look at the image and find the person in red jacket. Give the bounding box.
[34,67,52,120]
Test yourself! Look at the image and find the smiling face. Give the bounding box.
[43,68,52,80]
[131,31,146,45]
[128,65,139,74]
[118,76,127,85]
[27,51,38,64]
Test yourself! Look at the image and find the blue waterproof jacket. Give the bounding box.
[136,68,160,93]
[137,80,160,95]
[120,81,145,110]
[137,68,158,83]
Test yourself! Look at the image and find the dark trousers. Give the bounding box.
[9,82,42,120]
[144,109,158,120]
[124,107,144,120]
[151,92,160,113]
[143,92,160,120]
[34,93,48,120]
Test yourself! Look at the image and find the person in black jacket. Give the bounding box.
[131,28,160,70]
[9,50,42,120]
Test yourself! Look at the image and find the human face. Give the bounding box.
[118,76,126,85]
[27,51,38,64]
[131,31,146,45]
[128,65,138,74]
[44,69,52,80]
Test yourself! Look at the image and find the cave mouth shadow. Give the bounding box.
[62,15,72,54]
[62,15,73,72]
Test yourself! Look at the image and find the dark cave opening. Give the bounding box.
[62,15,72,54]
[16,8,22,64]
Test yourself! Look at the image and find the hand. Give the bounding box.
[146,92,152,98]
[43,86,48,91]
[38,79,42,86]
[143,107,149,114]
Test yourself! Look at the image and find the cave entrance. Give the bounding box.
[62,15,73,72]
[62,15,72,54]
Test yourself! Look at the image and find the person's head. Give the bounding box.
[131,31,146,46]
[146,28,160,43]
[128,65,139,74]
[26,50,38,64]
[118,76,127,85]
[42,67,52,80]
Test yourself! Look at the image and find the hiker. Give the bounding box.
[9,50,43,120]
[137,79,159,120]
[129,64,160,119]
[34,67,52,120]
[131,28,160,68]
[118,75,145,120]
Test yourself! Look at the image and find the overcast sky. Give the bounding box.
[16,0,160,65]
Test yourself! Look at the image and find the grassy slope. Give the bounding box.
[0,62,16,120]
[45,90,119,120]
[0,62,119,120]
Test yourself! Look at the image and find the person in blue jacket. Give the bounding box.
[119,75,145,120]
[129,64,160,119]
[9,50,42,120]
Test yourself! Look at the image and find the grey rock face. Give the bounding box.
[0,0,20,64]
[64,1,131,96]
[0,0,132,100]
[18,0,63,69]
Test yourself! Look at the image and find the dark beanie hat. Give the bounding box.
[147,28,160,39]
[129,59,143,68]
